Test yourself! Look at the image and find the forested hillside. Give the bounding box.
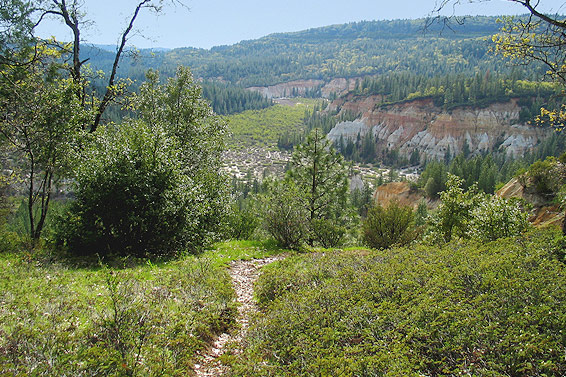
[84,16,541,90]
[2,1,566,375]
[82,16,560,162]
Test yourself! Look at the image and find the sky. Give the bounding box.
[34,0,566,50]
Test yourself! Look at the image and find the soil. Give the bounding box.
[193,255,285,376]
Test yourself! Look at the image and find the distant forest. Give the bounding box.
[81,16,558,119]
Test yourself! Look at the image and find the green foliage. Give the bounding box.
[426,175,482,243]
[0,53,89,241]
[233,230,566,376]
[206,239,285,266]
[353,70,561,111]
[56,68,229,258]
[287,128,351,246]
[200,81,272,115]
[419,149,537,200]
[362,201,415,249]
[420,160,448,198]
[261,181,308,250]
[310,218,346,248]
[226,205,260,241]
[414,200,429,227]
[225,100,317,149]
[56,121,192,258]
[159,18,512,87]
[467,196,530,242]
[0,253,236,376]
[426,174,530,244]
[523,156,566,201]
[0,0,36,67]
[350,182,374,218]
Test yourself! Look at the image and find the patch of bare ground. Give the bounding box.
[193,255,286,376]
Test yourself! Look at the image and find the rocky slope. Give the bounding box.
[373,181,435,209]
[247,78,359,99]
[327,96,549,160]
[497,177,565,228]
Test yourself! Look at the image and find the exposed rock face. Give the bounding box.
[247,78,360,99]
[497,177,564,228]
[327,97,549,160]
[373,181,434,209]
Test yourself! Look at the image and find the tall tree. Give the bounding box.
[287,128,350,245]
[36,0,188,132]
[0,0,187,243]
[0,0,36,67]
[0,51,89,241]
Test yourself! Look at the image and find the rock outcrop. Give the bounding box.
[327,97,549,160]
[247,78,360,99]
[497,177,565,228]
[373,181,435,209]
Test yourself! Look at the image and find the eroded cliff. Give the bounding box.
[327,97,549,160]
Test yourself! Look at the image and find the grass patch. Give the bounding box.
[203,239,291,267]
[0,252,236,375]
[0,237,291,375]
[224,99,319,149]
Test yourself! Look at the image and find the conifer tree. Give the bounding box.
[287,128,350,246]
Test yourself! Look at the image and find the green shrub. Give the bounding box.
[310,218,346,248]
[526,157,561,198]
[232,229,566,376]
[362,200,415,249]
[226,205,260,240]
[56,68,228,258]
[426,174,531,244]
[56,121,196,258]
[262,181,308,250]
[466,196,530,242]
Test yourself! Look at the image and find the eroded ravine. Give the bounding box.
[193,255,285,376]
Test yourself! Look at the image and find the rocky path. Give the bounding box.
[193,255,285,376]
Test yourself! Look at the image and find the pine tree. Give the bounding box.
[287,128,350,245]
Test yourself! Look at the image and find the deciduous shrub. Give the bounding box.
[310,218,346,248]
[56,68,228,258]
[362,200,415,249]
[466,195,530,242]
[226,205,260,240]
[426,174,530,244]
[262,181,308,250]
[56,121,196,258]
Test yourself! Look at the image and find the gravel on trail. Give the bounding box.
[193,255,285,377]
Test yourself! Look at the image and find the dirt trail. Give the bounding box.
[193,255,285,376]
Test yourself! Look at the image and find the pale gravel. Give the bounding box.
[193,255,285,377]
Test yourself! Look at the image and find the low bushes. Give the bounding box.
[230,229,566,376]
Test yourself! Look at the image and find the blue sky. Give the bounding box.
[34,0,566,49]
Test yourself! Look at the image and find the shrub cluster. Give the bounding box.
[361,200,415,249]
[55,68,229,258]
[231,230,566,376]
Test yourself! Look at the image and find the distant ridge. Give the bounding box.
[80,16,540,89]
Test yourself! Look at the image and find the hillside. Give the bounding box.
[327,96,550,161]
[84,16,536,89]
[79,16,562,166]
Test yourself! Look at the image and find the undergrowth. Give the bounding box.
[0,253,236,376]
[0,238,291,376]
[229,229,566,376]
